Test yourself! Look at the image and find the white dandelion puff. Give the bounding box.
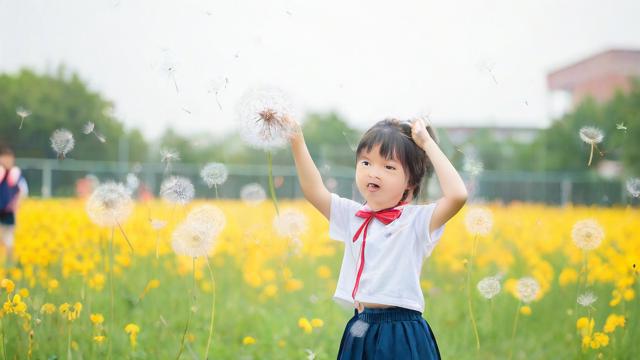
[477,276,501,299]
[464,207,493,236]
[571,219,604,251]
[626,178,640,198]
[160,176,195,205]
[236,86,296,151]
[579,126,604,166]
[50,129,75,159]
[16,107,31,130]
[515,277,540,304]
[577,292,597,307]
[464,157,484,177]
[160,148,180,173]
[185,205,226,237]
[82,121,95,134]
[616,123,627,132]
[200,162,228,188]
[305,349,316,360]
[240,183,266,206]
[349,320,370,338]
[273,208,307,239]
[171,221,216,258]
[86,182,133,227]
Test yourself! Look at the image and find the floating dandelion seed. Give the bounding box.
[625,178,640,198]
[82,122,106,142]
[464,207,493,236]
[200,162,228,193]
[16,107,31,129]
[273,208,307,239]
[171,221,216,258]
[208,77,229,111]
[50,129,75,159]
[477,276,501,299]
[240,183,267,206]
[185,205,226,237]
[86,181,134,252]
[305,349,316,360]
[577,292,597,307]
[160,148,180,173]
[515,277,540,304]
[579,126,604,166]
[476,59,498,84]
[571,219,604,250]
[616,123,627,132]
[160,176,195,205]
[159,52,179,93]
[349,320,369,338]
[464,157,484,177]
[342,131,358,152]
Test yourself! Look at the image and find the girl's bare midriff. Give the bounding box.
[355,301,395,313]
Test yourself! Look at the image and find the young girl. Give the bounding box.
[287,117,467,359]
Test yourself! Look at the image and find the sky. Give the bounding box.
[1,0,639,140]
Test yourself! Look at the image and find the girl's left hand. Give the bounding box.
[410,117,433,148]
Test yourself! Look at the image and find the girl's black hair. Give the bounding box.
[356,118,438,202]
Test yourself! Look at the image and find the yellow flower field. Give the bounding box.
[0,199,638,359]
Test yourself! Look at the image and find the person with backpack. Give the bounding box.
[0,144,29,265]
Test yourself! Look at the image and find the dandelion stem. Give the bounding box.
[214,185,219,200]
[19,118,24,130]
[155,232,160,259]
[588,144,594,166]
[108,227,115,360]
[176,258,196,360]
[508,300,522,360]
[266,152,279,215]
[204,256,216,360]
[1,317,7,360]
[116,221,134,253]
[466,234,480,351]
[67,323,72,360]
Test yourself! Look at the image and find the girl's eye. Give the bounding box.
[361,160,369,166]
[385,165,395,170]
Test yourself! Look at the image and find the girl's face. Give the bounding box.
[355,144,411,211]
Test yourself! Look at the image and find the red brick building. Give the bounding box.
[547,49,640,107]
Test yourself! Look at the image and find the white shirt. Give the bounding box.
[329,192,446,313]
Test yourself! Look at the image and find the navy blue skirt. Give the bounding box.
[337,307,441,360]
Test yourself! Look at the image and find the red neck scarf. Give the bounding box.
[351,202,405,299]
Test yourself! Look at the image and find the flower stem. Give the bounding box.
[108,227,115,360]
[67,323,72,360]
[588,144,594,166]
[1,317,8,360]
[204,257,216,360]
[466,234,480,351]
[508,300,522,360]
[176,258,196,360]
[266,152,279,215]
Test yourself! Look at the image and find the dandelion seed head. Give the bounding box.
[577,292,597,307]
[236,86,295,150]
[171,221,215,258]
[50,129,75,158]
[464,157,484,177]
[273,208,307,238]
[200,162,228,188]
[160,148,180,164]
[349,320,369,338]
[626,178,640,198]
[160,176,195,205]
[516,277,540,303]
[86,182,133,227]
[464,207,493,236]
[579,127,604,145]
[185,205,226,237]
[240,183,266,205]
[83,122,95,135]
[477,276,501,299]
[571,219,604,251]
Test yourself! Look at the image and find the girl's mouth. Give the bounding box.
[367,183,380,192]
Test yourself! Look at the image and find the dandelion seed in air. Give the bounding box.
[50,129,75,159]
[578,126,604,166]
[16,107,31,129]
[160,148,180,173]
[464,157,484,177]
[159,51,179,93]
[82,122,106,143]
[209,77,229,111]
[616,123,627,133]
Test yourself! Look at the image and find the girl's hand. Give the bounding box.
[410,117,433,148]
[282,114,302,142]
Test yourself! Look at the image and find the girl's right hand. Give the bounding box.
[282,114,302,141]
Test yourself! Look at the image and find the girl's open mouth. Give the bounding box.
[367,183,380,192]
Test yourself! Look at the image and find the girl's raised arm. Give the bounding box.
[286,116,331,220]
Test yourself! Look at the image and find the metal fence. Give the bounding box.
[15,158,637,206]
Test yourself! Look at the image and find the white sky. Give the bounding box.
[1,0,639,140]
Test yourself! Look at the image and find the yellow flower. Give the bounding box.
[277,339,286,348]
[603,314,625,333]
[88,273,106,291]
[48,279,59,292]
[261,284,278,298]
[311,318,324,328]
[316,266,331,279]
[285,278,303,292]
[93,335,106,344]
[558,268,578,287]
[90,313,104,325]
[18,288,29,298]
[623,288,634,301]
[40,303,56,315]
[242,336,256,345]
[582,335,591,349]
[147,279,160,290]
[519,305,532,316]
[1,279,15,294]
[60,302,82,321]
[124,323,140,348]
[590,332,609,349]
[298,317,313,334]
[576,317,590,330]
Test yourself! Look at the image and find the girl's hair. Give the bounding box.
[356,118,438,202]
